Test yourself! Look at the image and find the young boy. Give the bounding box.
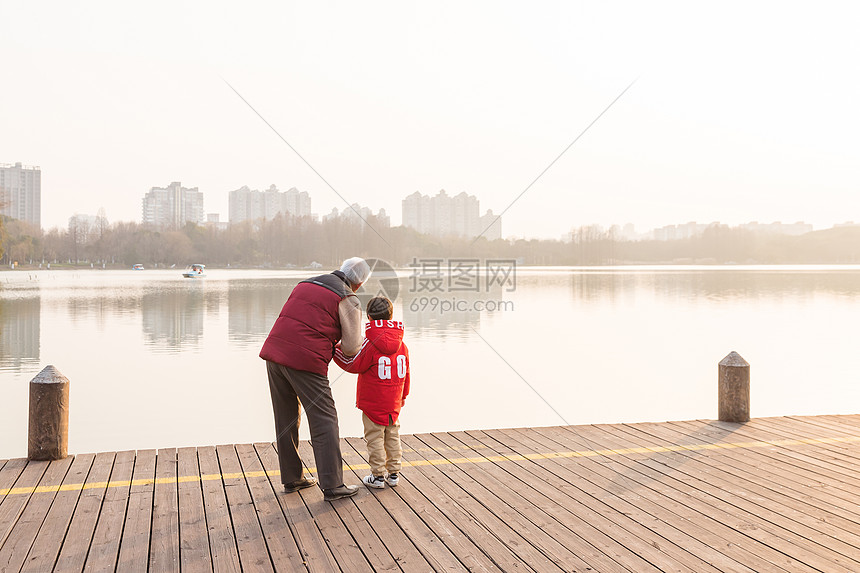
[334,296,410,488]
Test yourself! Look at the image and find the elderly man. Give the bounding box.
[260,257,371,501]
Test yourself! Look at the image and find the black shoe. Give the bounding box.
[284,477,317,493]
[323,484,359,501]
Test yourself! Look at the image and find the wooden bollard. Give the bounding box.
[718,351,750,423]
[28,365,70,460]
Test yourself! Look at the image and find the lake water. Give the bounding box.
[2,266,860,460]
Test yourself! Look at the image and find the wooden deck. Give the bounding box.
[2,414,860,572]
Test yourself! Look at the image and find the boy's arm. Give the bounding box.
[401,346,410,404]
[333,338,374,373]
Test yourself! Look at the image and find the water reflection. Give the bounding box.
[566,269,860,303]
[0,297,40,370]
[400,286,510,338]
[223,276,511,342]
[228,280,298,345]
[141,286,221,350]
[65,293,140,328]
[2,267,860,459]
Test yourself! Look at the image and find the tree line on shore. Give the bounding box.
[1,213,860,268]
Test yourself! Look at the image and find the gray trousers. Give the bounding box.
[266,361,344,490]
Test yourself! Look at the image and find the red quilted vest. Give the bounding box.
[259,272,353,375]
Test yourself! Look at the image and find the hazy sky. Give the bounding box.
[2,1,859,238]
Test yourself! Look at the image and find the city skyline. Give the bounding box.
[5,163,856,242]
[2,3,859,238]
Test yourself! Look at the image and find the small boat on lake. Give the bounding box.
[182,264,206,278]
[132,264,145,271]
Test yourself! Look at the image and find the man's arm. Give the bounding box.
[338,295,363,356]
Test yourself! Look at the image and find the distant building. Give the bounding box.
[228,185,311,224]
[142,181,204,228]
[206,213,228,231]
[402,189,499,239]
[478,209,502,240]
[620,223,638,241]
[652,221,710,241]
[402,191,432,234]
[324,203,390,227]
[740,221,813,236]
[0,162,41,227]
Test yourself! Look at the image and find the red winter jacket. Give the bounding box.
[333,320,410,426]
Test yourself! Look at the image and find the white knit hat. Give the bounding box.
[339,257,371,285]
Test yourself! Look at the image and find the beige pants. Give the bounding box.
[362,412,402,476]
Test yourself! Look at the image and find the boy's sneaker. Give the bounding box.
[362,474,385,489]
[386,473,399,487]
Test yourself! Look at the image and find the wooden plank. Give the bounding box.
[752,417,860,475]
[814,414,860,436]
[399,434,565,573]
[53,452,116,573]
[620,421,860,567]
[438,429,671,572]
[783,415,860,445]
[215,444,274,572]
[744,418,860,476]
[177,447,213,573]
[613,424,860,570]
[520,426,820,573]
[0,456,73,572]
[0,459,25,511]
[254,443,339,573]
[339,437,459,572]
[352,437,522,573]
[484,427,763,573]
[459,428,731,573]
[528,428,814,573]
[676,419,860,514]
[116,449,157,573]
[0,459,48,548]
[689,417,860,473]
[21,453,95,572]
[291,440,373,573]
[234,443,306,571]
[0,458,27,516]
[150,448,180,573]
[581,421,858,572]
[663,420,860,525]
[197,446,241,573]
[557,423,859,573]
[84,450,135,572]
[765,415,860,442]
[5,415,860,573]
[0,459,24,487]
[415,431,601,572]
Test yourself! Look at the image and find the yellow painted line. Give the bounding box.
[2,433,859,498]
